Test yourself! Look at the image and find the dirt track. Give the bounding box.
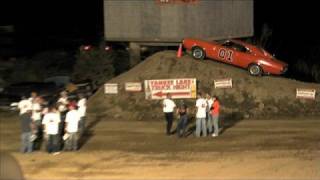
[1,112,319,180]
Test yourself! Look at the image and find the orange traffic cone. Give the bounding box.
[177,43,183,58]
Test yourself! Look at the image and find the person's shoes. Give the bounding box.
[212,134,218,137]
[53,152,60,155]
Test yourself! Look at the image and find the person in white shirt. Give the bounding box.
[42,106,61,154]
[77,94,87,136]
[205,94,214,134]
[162,93,176,135]
[18,96,32,115]
[64,103,81,151]
[57,91,69,118]
[195,93,207,137]
[31,97,43,150]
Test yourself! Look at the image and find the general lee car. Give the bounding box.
[182,38,288,76]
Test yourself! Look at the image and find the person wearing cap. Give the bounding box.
[176,100,188,138]
[162,93,176,135]
[64,103,81,151]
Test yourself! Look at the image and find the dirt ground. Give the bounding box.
[1,111,319,180]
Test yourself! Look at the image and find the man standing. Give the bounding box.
[211,96,221,137]
[64,103,81,151]
[31,97,43,150]
[42,106,61,155]
[18,96,33,153]
[205,94,214,134]
[77,93,87,136]
[195,93,207,137]
[20,107,33,153]
[176,100,188,138]
[162,93,176,135]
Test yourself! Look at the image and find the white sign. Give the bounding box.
[125,82,142,92]
[104,83,118,94]
[296,88,316,99]
[144,78,197,100]
[214,78,232,88]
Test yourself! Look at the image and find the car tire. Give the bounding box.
[248,64,263,76]
[191,47,205,60]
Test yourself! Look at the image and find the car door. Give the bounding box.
[216,41,253,68]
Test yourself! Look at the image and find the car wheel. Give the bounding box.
[248,64,263,76]
[192,47,205,60]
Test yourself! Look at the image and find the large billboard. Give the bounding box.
[144,78,197,100]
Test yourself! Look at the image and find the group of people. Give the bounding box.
[162,92,220,138]
[18,91,87,155]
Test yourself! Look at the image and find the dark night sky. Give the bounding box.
[1,1,320,59]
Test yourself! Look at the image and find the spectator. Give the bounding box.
[211,96,221,137]
[195,93,207,137]
[19,107,33,153]
[176,100,188,138]
[162,93,176,135]
[42,106,61,155]
[31,97,43,150]
[28,91,38,104]
[205,94,214,134]
[57,91,69,150]
[64,103,81,151]
[77,93,87,136]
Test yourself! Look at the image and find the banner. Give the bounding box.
[104,83,118,94]
[296,88,316,99]
[214,78,232,88]
[144,78,197,100]
[125,82,142,92]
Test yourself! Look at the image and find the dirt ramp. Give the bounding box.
[88,51,320,120]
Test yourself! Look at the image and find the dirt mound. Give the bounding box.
[88,51,320,120]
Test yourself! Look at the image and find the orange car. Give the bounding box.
[182,38,288,76]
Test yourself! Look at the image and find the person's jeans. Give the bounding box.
[64,133,78,151]
[176,114,188,137]
[206,112,213,133]
[79,117,86,136]
[195,118,207,137]
[164,112,173,135]
[47,135,59,153]
[212,115,219,136]
[33,120,43,150]
[21,132,33,153]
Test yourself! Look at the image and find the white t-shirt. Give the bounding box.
[18,99,32,115]
[206,98,213,112]
[42,112,60,135]
[196,98,207,118]
[57,97,68,112]
[162,99,176,113]
[65,110,81,133]
[77,98,87,117]
[31,103,42,121]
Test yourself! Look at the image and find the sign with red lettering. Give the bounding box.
[144,78,197,100]
[125,82,142,92]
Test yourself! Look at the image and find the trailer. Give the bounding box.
[103,0,254,66]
